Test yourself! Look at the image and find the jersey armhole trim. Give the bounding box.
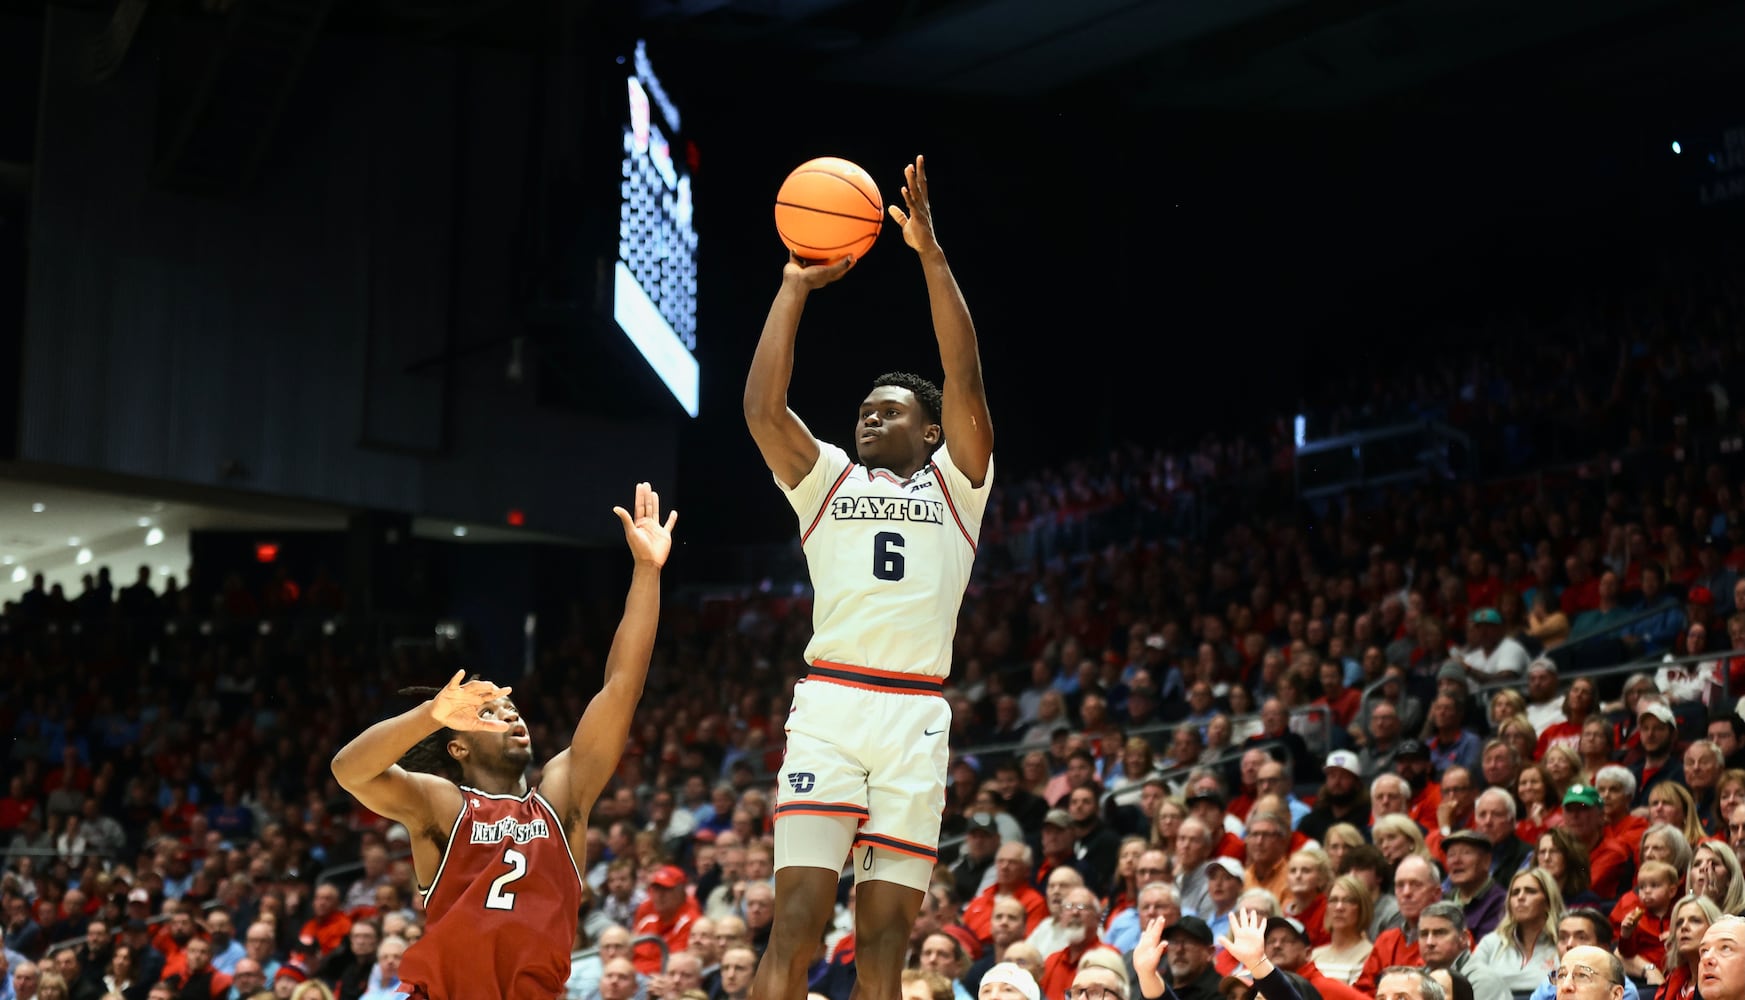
[419,795,469,903]
[801,464,856,545]
[931,462,977,553]
[532,790,587,891]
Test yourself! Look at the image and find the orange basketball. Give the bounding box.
[774,157,883,263]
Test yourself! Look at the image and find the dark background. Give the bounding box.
[1,0,1742,551]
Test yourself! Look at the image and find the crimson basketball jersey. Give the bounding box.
[398,787,582,1000]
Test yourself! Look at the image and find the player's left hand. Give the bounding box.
[1219,908,1270,975]
[888,155,942,256]
[614,482,679,568]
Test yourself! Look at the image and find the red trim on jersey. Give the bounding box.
[855,831,938,861]
[931,462,977,553]
[801,464,857,546]
[774,801,871,820]
[807,661,945,696]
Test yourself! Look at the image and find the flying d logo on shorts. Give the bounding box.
[787,772,815,794]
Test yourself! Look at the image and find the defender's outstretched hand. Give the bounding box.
[1131,915,1170,981]
[888,155,941,255]
[428,670,514,732]
[782,251,856,290]
[614,482,678,568]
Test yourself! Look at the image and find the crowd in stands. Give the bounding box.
[3,255,1745,1000]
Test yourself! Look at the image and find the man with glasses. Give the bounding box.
[1547,947,1626,1000]
[223,958,265,1000]
[1159,918,1222,1000]
[1241,811,1292,902]
[242,922,280,982]
[1699,917,1745,1000]
[1255,762,1309,830]
[1036,888,1115,1000]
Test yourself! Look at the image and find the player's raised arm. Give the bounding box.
[743,254,854,489]
[330,671,511,824]
[889,155,993,486]
[541,484,676,853]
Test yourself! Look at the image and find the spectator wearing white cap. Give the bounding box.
[1202,858,1246,946]
[1298,753,1368,845]
[1622,702,1686,807]
[977,962,1038,1000]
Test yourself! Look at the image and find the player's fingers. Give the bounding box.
[446,669,466,690]
[888,205,907,226]
[614,506,634,531]
[664,510,679,532]
[647,489,660,518]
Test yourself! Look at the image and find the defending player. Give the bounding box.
[330,482,677,1000]
[742,154,994,1000]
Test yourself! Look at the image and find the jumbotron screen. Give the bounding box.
[613,40,700,417]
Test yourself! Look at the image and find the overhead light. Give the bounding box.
[67,536,80,547]
[76,547,93,565]
[30,503,43,513]
[452,526,468,538]
[137,517,153,527]
[1672,140,1682,154]
[145,528,164,546]
[9,566,24,582]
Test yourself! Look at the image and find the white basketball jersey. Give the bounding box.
[780,441,993,678]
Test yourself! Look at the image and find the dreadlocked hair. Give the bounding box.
[871,371,944,430]
[397,683,465,782]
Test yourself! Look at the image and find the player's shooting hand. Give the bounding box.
[783,252,856,289]
[888,155,941,256]
[428,669,514,732]
[615,482,679,568]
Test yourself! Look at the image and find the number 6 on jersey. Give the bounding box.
[873,531,905,581]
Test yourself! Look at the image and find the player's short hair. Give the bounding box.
[871,372,943,428]
[1378,967,1445,1000]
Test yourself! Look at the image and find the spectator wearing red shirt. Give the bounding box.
[1314,662,1362,731]
[0,776,38,833]
[1035,887,1116,1000]
[962,842,1048,944]
[299,883,353,958]
[632,866,702,974]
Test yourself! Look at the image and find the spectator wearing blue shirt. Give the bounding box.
[1426,695,1483,779]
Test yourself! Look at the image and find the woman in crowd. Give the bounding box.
[1310,874,1374,985]
[1283,848,1333,946]
[1713,768,1745,834]
[1499,718,1541,778]
[1371,814,1428,868]
[1471,868,1565,992]
[1577,718,1617,784]
[1490,689,1528,732]
[1321,824,1366,874]
[1647,781,1706,848]
[1648,894,1722,1000]
[1688,840,1745,915]
[1536,677,1599,758]
[1107,835,1150,918]
[1640,823,1695,879]
[1514,762,1561,844]
[1682,741,1723,832]
[1538,743,1576,789]
[1534,829,1593,908]
[1151,797,1188,852]
[1206,714,1241,756]
[1107,737,1161,792]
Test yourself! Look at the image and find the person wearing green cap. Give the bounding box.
[1559,784,1631,898]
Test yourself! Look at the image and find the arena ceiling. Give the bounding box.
[619,0,1745,112]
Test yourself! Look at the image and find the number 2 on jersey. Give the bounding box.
[873,531,905,581]
[484,847,527,910]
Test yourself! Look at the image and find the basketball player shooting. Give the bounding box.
[330,482,677,1000]
[742,154,994,1000]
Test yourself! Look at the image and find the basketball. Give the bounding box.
[774,157,883,263]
